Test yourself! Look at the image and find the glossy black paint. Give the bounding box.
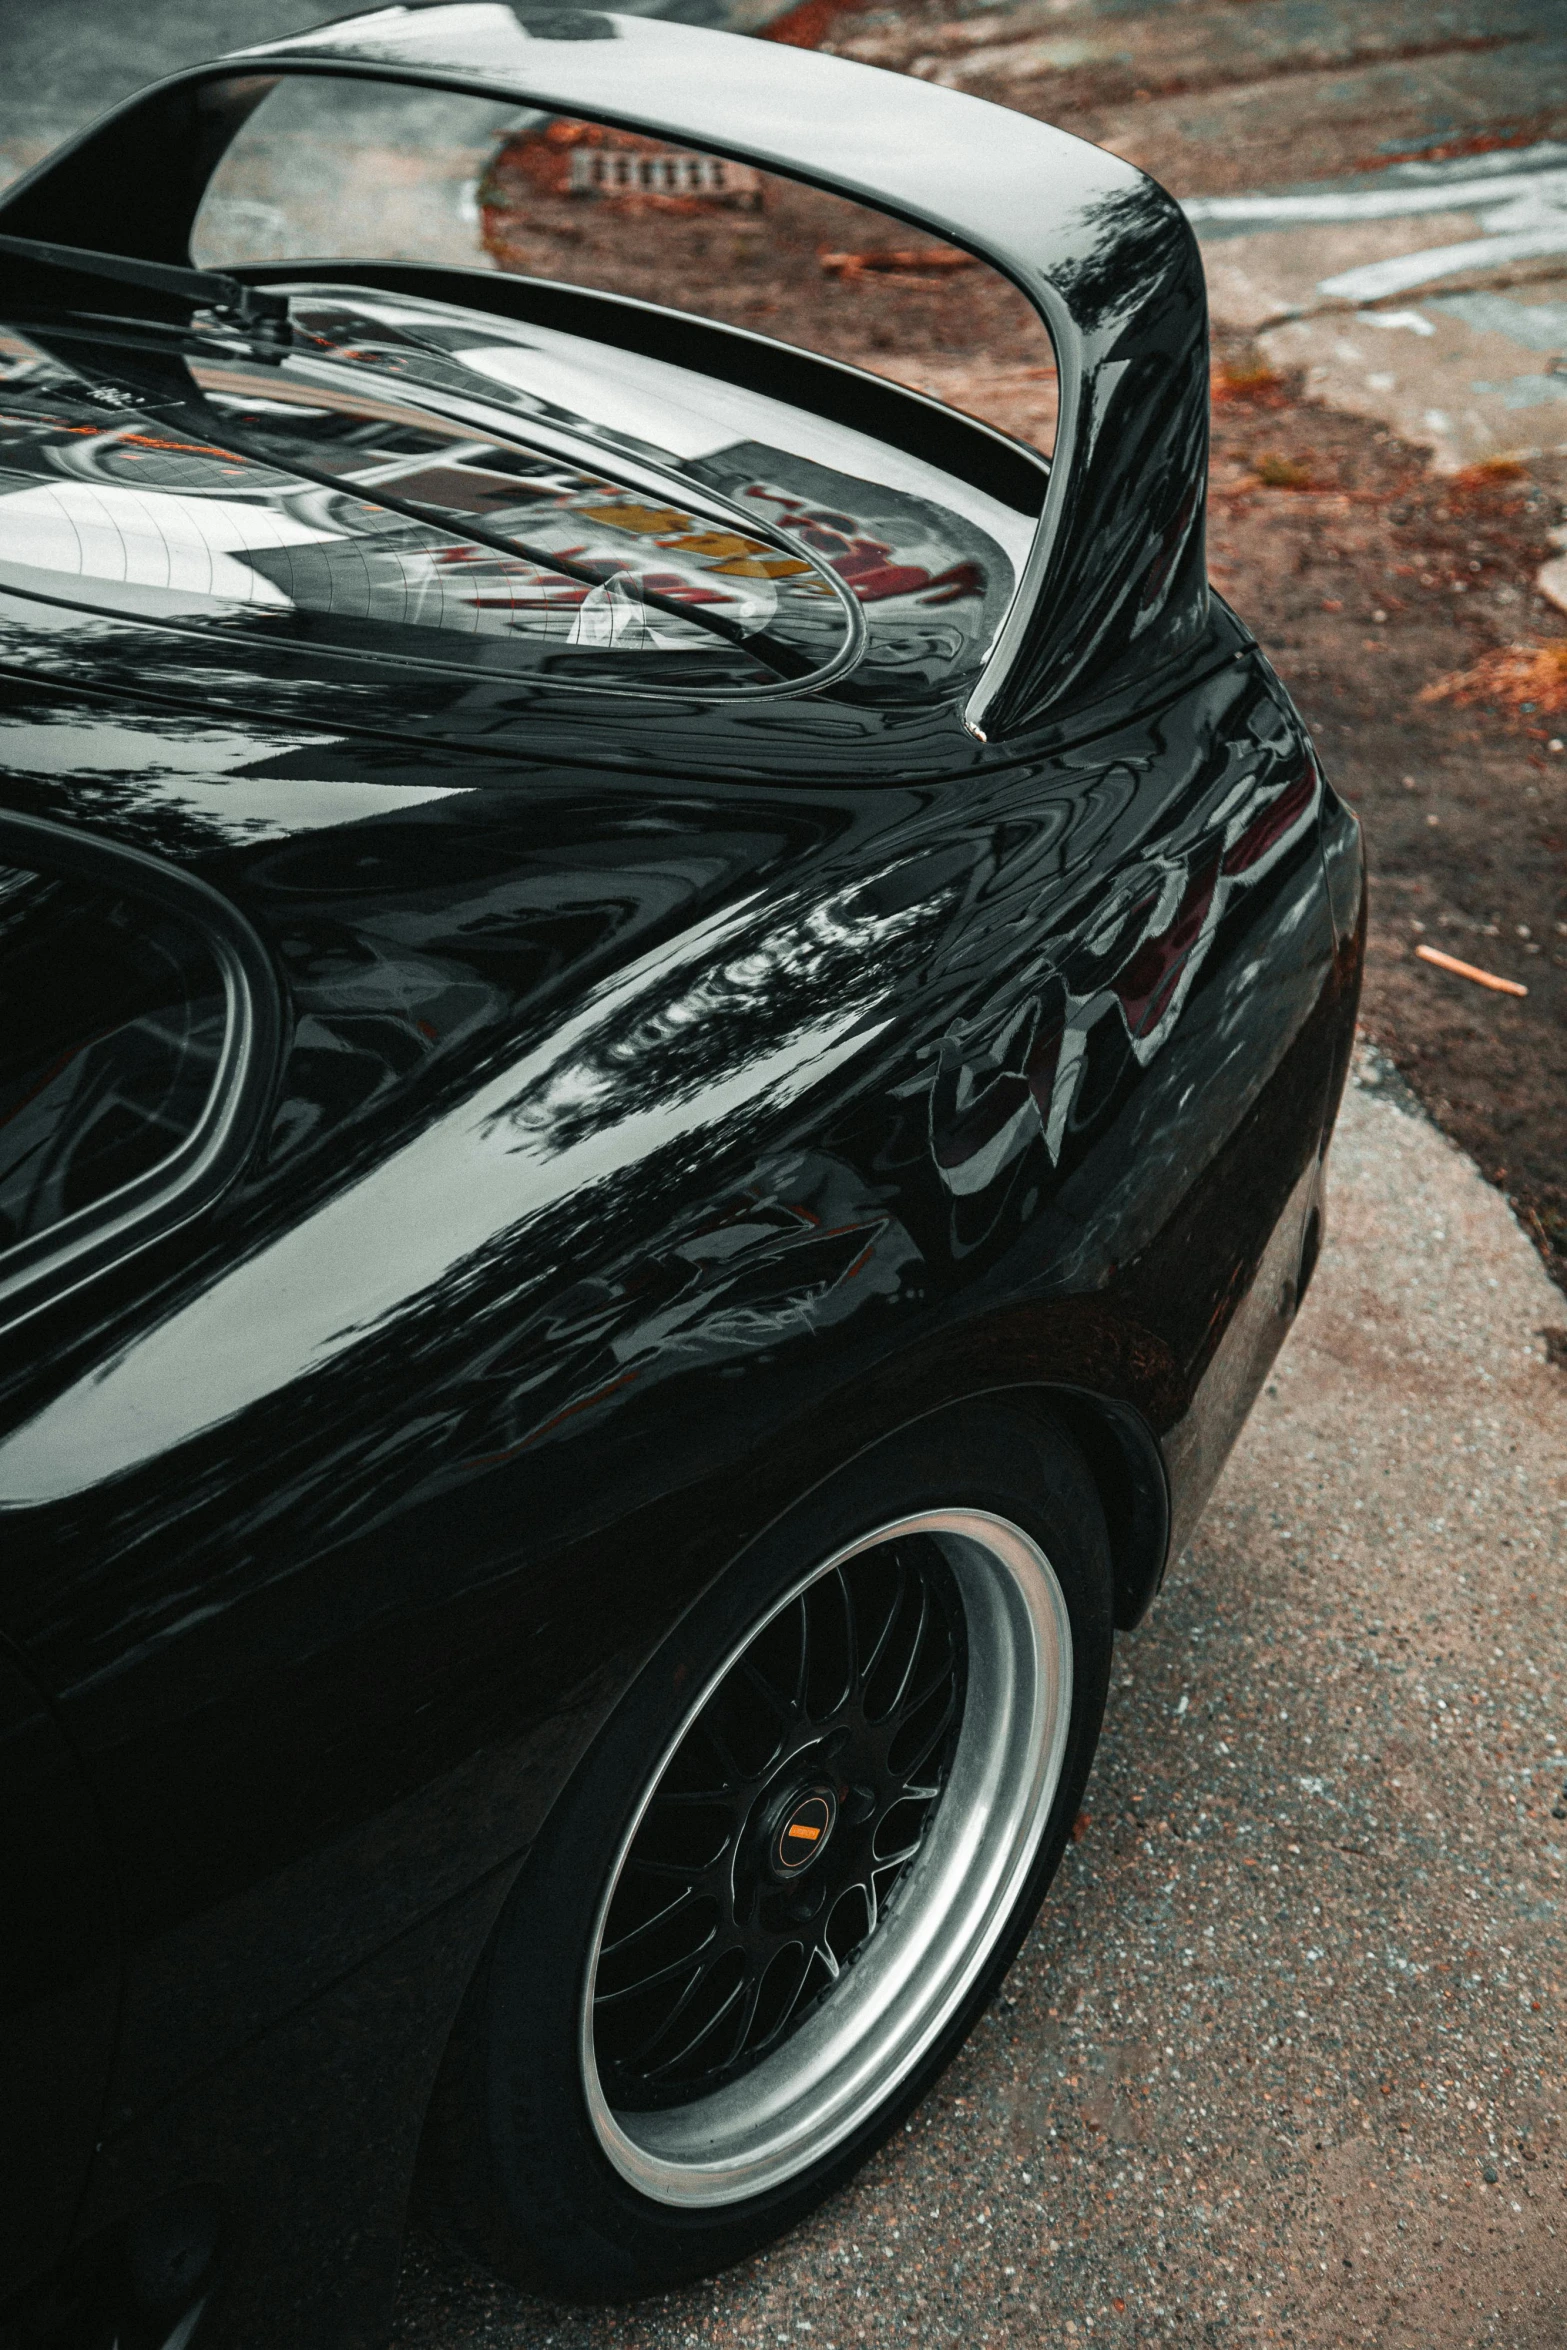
[0,633,1356,2342]
[0,1639,119,2302]
[0,15,1362,2346]
[0,812,283,1327]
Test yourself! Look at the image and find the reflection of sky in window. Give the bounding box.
[0,387,844,664]
[0,483,334,608]
[457,328,1034,570]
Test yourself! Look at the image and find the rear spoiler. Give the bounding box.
[0,2,1210,741]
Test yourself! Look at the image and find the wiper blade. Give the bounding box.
[7,315,866,697]
[0,233,289,343]
[202,406,830,683]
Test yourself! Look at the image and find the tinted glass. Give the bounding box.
[0,861,228,1257]
[0,298,1028,698]
[0,327,856,693]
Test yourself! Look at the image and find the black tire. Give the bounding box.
[414,1400,1113,2299]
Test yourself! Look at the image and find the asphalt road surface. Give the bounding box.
[0,1,327,170]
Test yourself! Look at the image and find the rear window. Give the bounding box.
[0,340,841,695]
[0,290,1030,703]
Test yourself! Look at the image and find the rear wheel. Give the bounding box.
[416,1402,1113,2297]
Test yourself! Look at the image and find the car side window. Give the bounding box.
[0,860,230,1264]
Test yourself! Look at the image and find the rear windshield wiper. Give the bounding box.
[4,290,867,694]
[0,324,855,689]
[177,401,841,684]
[0,232,289,344]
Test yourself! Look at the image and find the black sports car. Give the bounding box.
[0,9,1362,2345]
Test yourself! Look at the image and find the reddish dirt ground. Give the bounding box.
[1203,345,1567,1303]
[479,162,1055,384]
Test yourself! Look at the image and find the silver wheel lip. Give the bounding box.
[580,1506,1074,2209]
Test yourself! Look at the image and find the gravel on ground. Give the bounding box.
[393,1051,1567,2347]
[1201,362,1567,1302]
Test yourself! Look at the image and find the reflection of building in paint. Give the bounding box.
[462,1144,924,1464]
[928,758,1323,1202]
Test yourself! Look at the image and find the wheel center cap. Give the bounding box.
[769,1786,838,1879]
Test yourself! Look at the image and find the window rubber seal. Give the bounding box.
[0,809,283,1328]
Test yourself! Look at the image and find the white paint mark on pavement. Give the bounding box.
[1185,163,1567,230]
[1319,224,1567,304]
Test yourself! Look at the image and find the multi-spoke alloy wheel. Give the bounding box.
[582,1510,1073,2206]
[415,1406,1112,2299]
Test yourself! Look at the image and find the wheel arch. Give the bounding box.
[999,1385,1170,1632]
[713,1373,1170,1643]
[863,1382,1169,1635]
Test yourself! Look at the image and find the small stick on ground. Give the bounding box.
[1415,943,1528,998]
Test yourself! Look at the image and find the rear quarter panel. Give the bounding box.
[0,633,1339,2269]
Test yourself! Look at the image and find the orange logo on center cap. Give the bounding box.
[774,1790,835,1875]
